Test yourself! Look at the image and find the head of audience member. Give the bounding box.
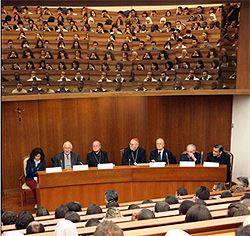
[179,200,195,215]
[228,203,250,217]
[107,202,120,208]
[241,193,250,201]
[55,219,78,236]
[195,186,210,200]
[221,191,232,198]
[155,201,170,212]
[176,187,188,197]
[66,202,82,212]
[185,205,212,222]
[165,195,179,204]
[92,140,102,153]
[212,182,226,192]
[2,211,17,225]
[128,204,141,210]
[137,209,155,220]
[26,221,45,234]
[62,141,73,156]
[85,218,100,227]
[65,211,80,223]
[129,138,139,151]
[105,189,118,207]
[15,211,34,229]
[55,204,69,219]
[86,203,103,215]
[93,220,124,236]
[106,207,123,219]
[194,199,207,206]
[36,207,49,217]
[212,144,224,157]
[165,229,191,236]
[142,199,153,204]
[155,138,165,152]
[136,82,144,91]
[235,225,250,236]
[237,177,249,188]
[230,185,245,193]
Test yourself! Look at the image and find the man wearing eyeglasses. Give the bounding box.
[122,138,146,165]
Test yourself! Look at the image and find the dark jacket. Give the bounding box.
[150,149,177,164]
[86,150,109,167]
[25,159,46,181]
[122,147,146,165]
[51,151,81,169]
[179,152,202,164]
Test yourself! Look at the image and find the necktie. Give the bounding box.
[66,155,69,160]
[158,152,161,162]
[103,78,107,82]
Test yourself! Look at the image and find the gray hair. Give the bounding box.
[237,177,249,187]
[63,141,73,149]
[186,144,196,151]
[105,190,118,202]
[156,138,165,144]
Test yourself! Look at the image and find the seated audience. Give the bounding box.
[85,218,100,227]
[165,195,178,204]
[195,186,210,200]
[230,185,245,193]
[128,204,141,210]
[185,205,212,222]
[228,203,250,217]
[26,221,45,234]
[93,220,124,236]
[2,211,17,225]
[237,177,249,187]
[12,82,27,94]
[212,182,226,191]
[221,191,233,198]
[155,201,170,212]
[142,199,154,204]
[86,203,103,215]
[106,207,123,218]
[65,211,80,223]
[105,190,118,207]
[15,211,34,229]
[66,202,82,212]
[176,187,188,199]
[185,70,199,80]
[55,82,71,93]
[235,225,250,236]
[36,207,49,216]
[55,219,78,236]
[137,209,155,220]
[92,82,107,92]
[55,204,69,219]
[179,200,195,215]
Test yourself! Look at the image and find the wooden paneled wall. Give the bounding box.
[2,95,232,192]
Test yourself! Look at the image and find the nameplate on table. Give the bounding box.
[46,167,62,173]
[136,163,149,166]
[98,163,114,169]
[203,162,219,167]
[73,165,89,171]
[149,162,166,168]
[179,161,195,167]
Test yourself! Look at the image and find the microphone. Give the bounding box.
[200,151,203,164]
[60,159,63,168]
[166,151,169,165]
[80,162,84,165]
[129,159,131,166]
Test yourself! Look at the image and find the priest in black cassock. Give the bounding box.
[179,144,202,164]
[86,140,109,167]
[122,138,146,165]
[150,138,177,164]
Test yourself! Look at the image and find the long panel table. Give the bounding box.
[37,165,226,211]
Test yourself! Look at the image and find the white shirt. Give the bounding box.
[135,88,147,91]
[58,77,71,81]
[185,76,199,81]
[98,78,112,82]
[144,77,157,82]
[27,77,42,81]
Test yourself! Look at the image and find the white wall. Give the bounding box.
[231,95,250,183]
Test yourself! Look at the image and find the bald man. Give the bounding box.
[86,141,109,167]
[122,138,146,165]
[51,141,81,169]
[150,138,177,164]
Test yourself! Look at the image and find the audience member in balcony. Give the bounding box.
[38,60,46,70]
[15,20,28,31]
[28,81,43,93]
[151,81,165,91]
[191,50,203,58]
[11,62,21,70]
[165,10,171,17]
[136,63,145,71]
[43,72,55,81]
[185,70,199,81]
[120,42,130,51]
[44,82,55,94]
[200,70,212,80]
[103,51,115,61]
[44,51,53,60]
[115,62,126,72]
[92,82,108,93]
[27,71,41,81]
[98,71,112,82]
[194,5,205,14]
[73,50,83,60]
[131,51,139,61]
[41,22,53,32]
[121,52,129,61]
[165,61,174,71]
[137,41,145,50]
[96,22,108,33]
[11,72,24,82]
[194,60,205,69]
[11,82,27,94]
[191,80,204,90]
[180,144,202,164]
[20,39,30,48]
[211,59,220,69]
[43,40,53,49]
[150,62,160,71]
[163,41,172,50]
[24,61,35,70]
[144,71,157,82]
[173,79,186,90]
[176,38,186,49]
[35,39,43,48]
[200,38,213,48]
[142,52,153,60]
[55,82,71,93]
[7,50,19,59]
[193,22,201,30]
[72,71,85,81]
[58,71,71,81]
[111,82,125,92]
[158,71,170,82]
[207,48,218,58]
[2,20,12,31]
[22,49,34,59]
[113,73,126,82]
[189,38,199,48]
[89,41,102,51]
[71,61,81,70]
[220,55,229,67]
[87,63,97,71]
[55,21,68,32]
[100,62,111,72]
[182,30,196,40]
[71,40,81,49]
[57,61,67,70]
[178,49,189,59]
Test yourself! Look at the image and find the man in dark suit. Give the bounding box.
[86,140,109,167]
[150,138,177,164]
[206,144,230,183]
[52,141,81,169]
[179,144,202,164]
[122,138,146,165]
